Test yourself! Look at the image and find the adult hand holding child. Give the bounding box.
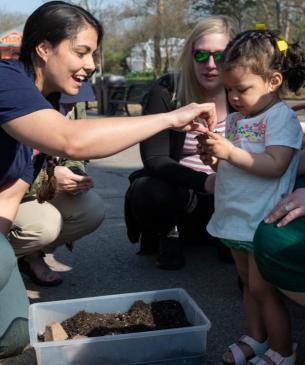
[264,188,305,227]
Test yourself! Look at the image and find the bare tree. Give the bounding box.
[192,0,305,41]
[191,0,256,30]
[119,0,192,76]
[153,0,163,78]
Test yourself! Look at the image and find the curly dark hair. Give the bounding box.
[222,29,305,92]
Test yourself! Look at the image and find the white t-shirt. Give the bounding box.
[207,101,303,242]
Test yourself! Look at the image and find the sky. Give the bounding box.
[0,0,117,15]
[0,0,44,14]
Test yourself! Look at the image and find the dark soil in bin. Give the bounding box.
[61,300,191,339]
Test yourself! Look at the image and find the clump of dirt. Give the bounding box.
[60,299,191,339]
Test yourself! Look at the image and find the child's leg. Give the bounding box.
[238,252,267,342]
[248,254,293,357]
[223,249,267,363]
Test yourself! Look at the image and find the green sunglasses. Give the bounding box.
[193,49,223,63]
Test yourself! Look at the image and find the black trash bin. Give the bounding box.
[95,75,126,115]
[93,76,104,115]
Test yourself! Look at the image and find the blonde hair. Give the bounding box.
[175,15,237,106]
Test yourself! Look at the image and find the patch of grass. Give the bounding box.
[125,71,155,81]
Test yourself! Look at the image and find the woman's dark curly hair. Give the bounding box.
[222,29,305,92]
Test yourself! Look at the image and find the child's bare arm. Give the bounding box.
[227,145,294,177]
[203,131,294,177]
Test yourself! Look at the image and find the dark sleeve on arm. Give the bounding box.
[0,61,52,125]
[141,77,207,192]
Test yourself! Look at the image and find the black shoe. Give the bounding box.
[155,236,185,270]
[136,232,159,255]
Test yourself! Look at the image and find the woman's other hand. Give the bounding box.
[167,102,217,132]
[264,188,305,227]
[54,166,93,194]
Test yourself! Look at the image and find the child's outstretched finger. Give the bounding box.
[204,130,222,140]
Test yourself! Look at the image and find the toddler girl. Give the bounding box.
[200,29,305,365]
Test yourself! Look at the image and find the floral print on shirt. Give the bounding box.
[227,113,266,143]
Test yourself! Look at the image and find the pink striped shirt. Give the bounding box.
[179,120,226,174]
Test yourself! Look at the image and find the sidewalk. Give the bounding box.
[2,122,305,364]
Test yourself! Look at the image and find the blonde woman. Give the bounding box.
[125,15,238,270]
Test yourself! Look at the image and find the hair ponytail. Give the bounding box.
[283,42,305,92]
[37,156,57,203]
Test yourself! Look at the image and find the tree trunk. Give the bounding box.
[154,0,163,78]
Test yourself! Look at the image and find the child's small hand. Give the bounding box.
[200,152,218,170]
[201,131,234,161]
[197,134,218,170]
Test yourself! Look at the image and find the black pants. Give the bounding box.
[125,176,216,244]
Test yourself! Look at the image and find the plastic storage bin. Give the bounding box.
[29,288,211,365]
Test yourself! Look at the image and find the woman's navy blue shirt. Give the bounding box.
[0,60,52,187]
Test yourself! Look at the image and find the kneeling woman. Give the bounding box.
[0,1,215,358]
[254,152,305,306]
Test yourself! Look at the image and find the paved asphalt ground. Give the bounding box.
[2,106,305,365]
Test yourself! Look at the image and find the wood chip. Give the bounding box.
[44,322,68,341]
[72,334,88,340]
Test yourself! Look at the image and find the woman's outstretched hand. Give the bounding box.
[264,188,305,227]
[168,102,217,132]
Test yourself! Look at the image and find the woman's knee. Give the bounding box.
[77,190,105,231]
[0,235,17,290]
[128,176,189,219]
[130,177,172,207]
[52,190,105,241]
[254,219,305,291]
[37,218,62,246]
[0,240,29,358]
[10,209,62,251]
[9,201,62,254]
[0,318,29,358]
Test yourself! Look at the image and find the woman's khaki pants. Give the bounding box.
[8,190,105,256]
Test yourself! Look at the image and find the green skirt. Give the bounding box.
[221,238,253,253]
[254,177,305,292]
